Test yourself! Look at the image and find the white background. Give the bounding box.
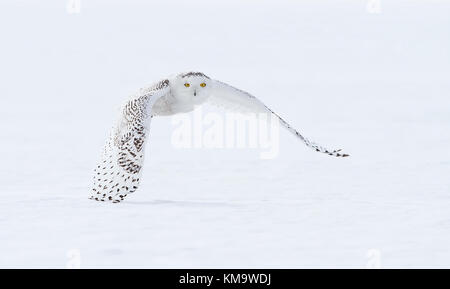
[0,0,449,268]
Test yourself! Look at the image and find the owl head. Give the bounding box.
[170,72,212,106]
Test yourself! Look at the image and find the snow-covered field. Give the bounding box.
[1,0,449,268]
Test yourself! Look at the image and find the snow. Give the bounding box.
[0,0,449,268]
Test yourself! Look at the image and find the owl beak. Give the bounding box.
[194,90,197,96]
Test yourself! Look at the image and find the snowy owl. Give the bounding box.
[90,72,348,203]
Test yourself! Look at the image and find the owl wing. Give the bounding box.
[90,79,170,203]
[207,80,349,157]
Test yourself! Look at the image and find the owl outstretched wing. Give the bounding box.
[208,80,349,157]
[90,79,170,203]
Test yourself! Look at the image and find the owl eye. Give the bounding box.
[200,83,206,87]
[184,83,190,87]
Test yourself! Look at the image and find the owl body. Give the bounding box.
[90,71,348,203]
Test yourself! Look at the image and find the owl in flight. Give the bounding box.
[90,72,348,203]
